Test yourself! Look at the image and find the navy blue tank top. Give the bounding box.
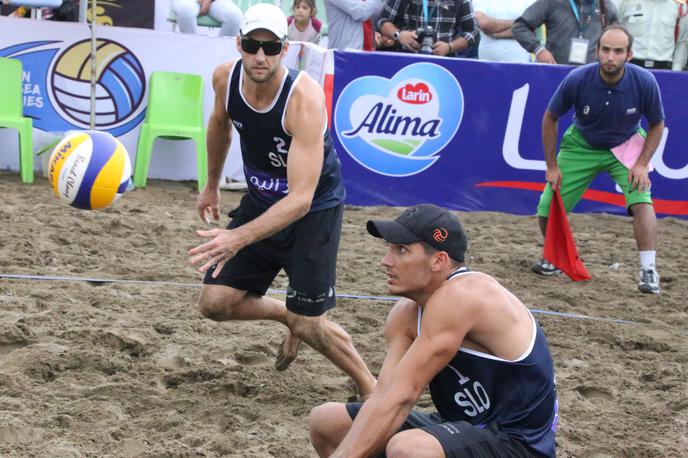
[421,268,558,457]
[226,60,345,211]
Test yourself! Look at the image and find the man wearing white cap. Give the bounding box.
[188,3,376,399]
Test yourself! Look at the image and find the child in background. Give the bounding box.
[287,0,322,44]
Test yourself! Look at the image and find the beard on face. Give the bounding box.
[600,61,624,77]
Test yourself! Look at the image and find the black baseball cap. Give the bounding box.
[367,204,468,263]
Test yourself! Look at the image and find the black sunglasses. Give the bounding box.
[240,37,284,56]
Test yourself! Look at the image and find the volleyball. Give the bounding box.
[47,130,131,210]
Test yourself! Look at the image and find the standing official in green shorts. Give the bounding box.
[532,25,665,294]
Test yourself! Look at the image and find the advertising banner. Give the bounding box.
[332,51,688,217]
[78,0,156,29]
[0,17,305,182]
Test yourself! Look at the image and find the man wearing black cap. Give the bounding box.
[309,204,558,458]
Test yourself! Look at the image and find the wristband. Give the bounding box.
[447,42,454,54]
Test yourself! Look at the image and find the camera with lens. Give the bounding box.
[415,25,435,55]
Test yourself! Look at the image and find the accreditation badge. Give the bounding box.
[568,37,590,64]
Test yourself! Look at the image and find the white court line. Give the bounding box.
[0,273,635,325]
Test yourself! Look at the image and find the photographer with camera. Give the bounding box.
[377,0,479,56]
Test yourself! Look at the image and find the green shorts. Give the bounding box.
[536,125,653,218]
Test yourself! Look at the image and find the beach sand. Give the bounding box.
[1,171,686,457]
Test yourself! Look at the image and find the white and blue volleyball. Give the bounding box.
[48,130,131,210]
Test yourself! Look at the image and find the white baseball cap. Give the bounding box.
[240,3,288,40]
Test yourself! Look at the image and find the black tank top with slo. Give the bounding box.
[226,60,345,211]
[421,267,558,457]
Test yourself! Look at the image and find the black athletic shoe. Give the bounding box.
[532,259,561,276]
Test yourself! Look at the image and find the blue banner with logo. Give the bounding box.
[332,51,688,217]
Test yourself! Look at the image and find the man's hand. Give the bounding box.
[398,30,420,52]
[629,163,651,192]
[432,41,452,56]
[546,165,562,190]
[199,0,212,15]
[188,228,240,278]
[536,48,557,64]
[376,31,395,48]
[197,186,221,224]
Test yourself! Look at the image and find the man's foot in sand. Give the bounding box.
[275,332,302,371]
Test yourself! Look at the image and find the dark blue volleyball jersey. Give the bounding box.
[421,268,558,457]
[226,60,345,211]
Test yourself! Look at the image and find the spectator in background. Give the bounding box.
[377,0,479,57]
[513,0,618,65]
[288,0,322,44]
[616,0,688,71]
[171,0,243,37]
[325,0,384,50]
[473,0,535,62]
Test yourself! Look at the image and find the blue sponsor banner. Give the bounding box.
[332,51,688,217]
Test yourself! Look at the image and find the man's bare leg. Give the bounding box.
[287,311,376,398]
[538,215,548,238]
[309,402,354,457]
[198,286,376,396]
[631,203,657,251]
[199,285,301,369]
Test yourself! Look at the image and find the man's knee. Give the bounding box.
[386,430,442,458]
[286,312,322,340]
[629,202,655,218]
[309,402,351,456]
[198,286,243,321]
[309,402,337,436]
[386,433,412,458]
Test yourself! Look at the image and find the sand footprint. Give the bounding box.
[575,385,613,401]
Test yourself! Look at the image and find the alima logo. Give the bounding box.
[0,39,146,136]
[433,227,448,242]
[334,62,463,177]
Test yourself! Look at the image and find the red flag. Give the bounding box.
[543,190,591,281]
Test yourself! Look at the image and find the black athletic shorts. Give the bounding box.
[203,194,343,317]
[346,403,541,458]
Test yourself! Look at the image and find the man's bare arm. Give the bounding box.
[197,62,233,223]
[331,284,479,457]
[189,74,327,275]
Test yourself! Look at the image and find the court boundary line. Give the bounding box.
[0,273,635,325]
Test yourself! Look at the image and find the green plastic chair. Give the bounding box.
[0,57,33,183]
[133,71,207,191]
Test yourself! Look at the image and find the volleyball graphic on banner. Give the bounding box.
[48,130,131,210]
[50,39,146,129]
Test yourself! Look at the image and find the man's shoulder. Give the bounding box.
[433,271,497,307]
[625,63,659,84]
[570,62,598,77]
[560,63,598,87]
[214,60,237,81]
[289,70,325,105]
